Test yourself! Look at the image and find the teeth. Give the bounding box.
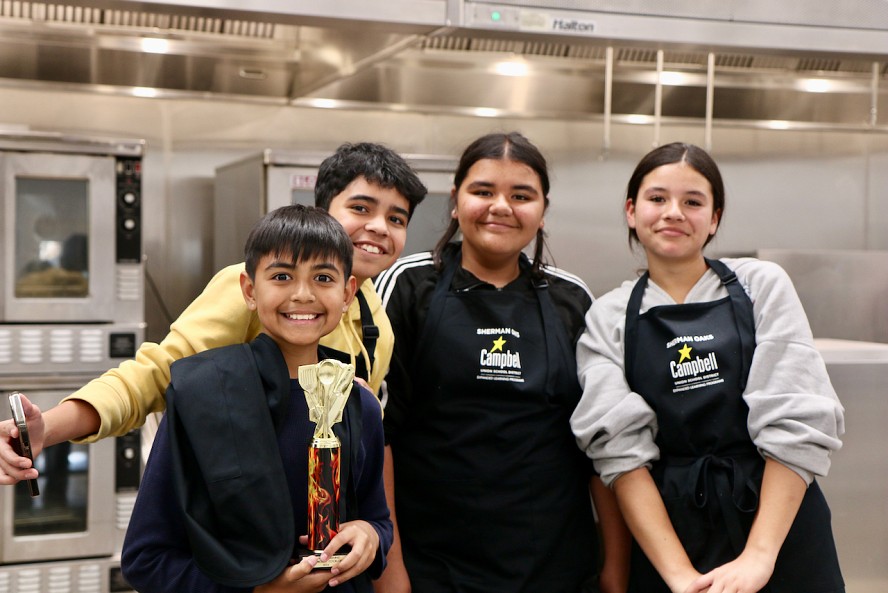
[285,313,317,320]
[359,244,382,254]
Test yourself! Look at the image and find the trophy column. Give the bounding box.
[307,436,341,553]
[298,359,355,568]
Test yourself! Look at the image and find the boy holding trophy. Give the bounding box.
[121,205,392,593]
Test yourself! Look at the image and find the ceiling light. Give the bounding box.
[308,99,338,109]
[767,120,791,130]
[473,107,500,117]
[801,79,832,93]
[132,87,158,98]
[626,114,650,125]
[659,71,691,86]
[140,38,170,54]
[494,60,529,77]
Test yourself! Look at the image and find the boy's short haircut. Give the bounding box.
[244,204,353,280]
[314,142,428,219]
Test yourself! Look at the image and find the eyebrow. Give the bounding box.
[347,194,410,218]
[644,186,708,197]
[465,180,540,195]
[263,259,341,273]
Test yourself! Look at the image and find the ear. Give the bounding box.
[342,275,358,312]
[539,217,545,230]
[625,198,637,229]
[450,187,458,219]
[710,208,721,236]
[240,270,257,310]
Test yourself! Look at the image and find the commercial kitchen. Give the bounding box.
[0,1,887,591]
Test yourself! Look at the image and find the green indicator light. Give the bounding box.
[491,11,502,22]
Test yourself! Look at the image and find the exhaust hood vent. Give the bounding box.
[419,34,886,77]
[0,1,885,129]
[0,1,277,38]
[101,12,276,38]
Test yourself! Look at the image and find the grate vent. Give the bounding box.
[0,0,276,38]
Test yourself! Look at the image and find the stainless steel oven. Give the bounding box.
[0,129,145,592]
[0,129,145,376]
[0,386,140,593]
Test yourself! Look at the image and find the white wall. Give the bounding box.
[2,86,888,340]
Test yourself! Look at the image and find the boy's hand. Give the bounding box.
[323,520,380,587]
[0,394,44,485]
[254,553,330,592]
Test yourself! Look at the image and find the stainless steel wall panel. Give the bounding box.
[758,250,888,343]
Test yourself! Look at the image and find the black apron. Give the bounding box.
[624,258,843,593]
[393,250,599,593]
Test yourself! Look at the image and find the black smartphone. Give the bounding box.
[8,392,39,497]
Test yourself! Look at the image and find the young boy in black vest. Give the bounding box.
[121,205,392,593]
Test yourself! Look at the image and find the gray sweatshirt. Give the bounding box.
[571,257,844,487]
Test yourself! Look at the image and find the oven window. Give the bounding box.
[14,442,89,535]
[14,177,90,298]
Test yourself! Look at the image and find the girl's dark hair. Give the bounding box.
[433,132,551,278]
[244,204,353,280]
[625,142,725,248]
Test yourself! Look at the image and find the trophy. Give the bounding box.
[298,359,355,568]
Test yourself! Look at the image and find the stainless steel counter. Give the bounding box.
[815,339,888,593]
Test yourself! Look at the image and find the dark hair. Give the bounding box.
[244,204,353,280]
[314,142,428,219]
[626,142,725,248]
[433,132,551,278]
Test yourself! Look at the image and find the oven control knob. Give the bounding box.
[122,192,138,205]
[123,218,137,231]
[123,447,136,460]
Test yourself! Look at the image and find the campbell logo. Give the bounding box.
[479,335,522,370]
[670,343,718,379]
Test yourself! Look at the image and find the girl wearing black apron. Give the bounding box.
[571,142,843,593]
[377,132,629,593]
[394,247,600,592]
[623,259,843,592]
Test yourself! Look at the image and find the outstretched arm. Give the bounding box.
[64,264,259,443]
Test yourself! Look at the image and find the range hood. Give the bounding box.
[1,0,887,129]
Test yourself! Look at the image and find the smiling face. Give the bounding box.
[452,158,546,274]
[326,177,410,284]
[626,161,720,268]
[240,253,356,372]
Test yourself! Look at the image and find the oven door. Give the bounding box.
[0,390,115,564]
[0,151,117,323]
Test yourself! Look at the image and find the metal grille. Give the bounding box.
[0,0,277,38]
[422,33,884,76]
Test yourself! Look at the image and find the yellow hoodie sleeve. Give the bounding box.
[63,271,394,443]
[63,263,261,442]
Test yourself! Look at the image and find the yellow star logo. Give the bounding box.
[491,335,506,353]
[678,343,692,363]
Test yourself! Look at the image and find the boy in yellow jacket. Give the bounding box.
[0,142,426,474]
